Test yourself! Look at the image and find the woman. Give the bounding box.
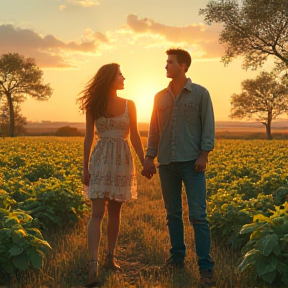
[77,63,145,287]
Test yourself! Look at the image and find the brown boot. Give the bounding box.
[104,253,120,271]
[198,269,216,288]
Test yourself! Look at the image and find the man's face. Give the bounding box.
[165,55,185,79]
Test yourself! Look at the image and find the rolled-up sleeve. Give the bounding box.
[200,89,215,151]
[146,96,159,159]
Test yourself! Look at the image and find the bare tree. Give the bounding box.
[0,53,53,137]
[230,71,288,139]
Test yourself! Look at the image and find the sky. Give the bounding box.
[0,0,270,123]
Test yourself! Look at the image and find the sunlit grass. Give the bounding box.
[5,169,268,288]
[1,137,287,287]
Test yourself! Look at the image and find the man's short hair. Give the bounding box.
[166,48,191,71]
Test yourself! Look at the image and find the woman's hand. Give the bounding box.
[141,157,156,179]
[83,168,90,186]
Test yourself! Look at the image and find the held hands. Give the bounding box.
[141,157,157,179]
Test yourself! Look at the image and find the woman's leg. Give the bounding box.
[107,199,123,254]
[87,198,106,283]
[104,199,123,270]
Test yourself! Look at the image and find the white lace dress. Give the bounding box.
[88,101,137,202]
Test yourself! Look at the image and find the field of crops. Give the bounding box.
[0,137,288,288]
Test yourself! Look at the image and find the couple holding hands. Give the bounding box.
[77,48,216,288]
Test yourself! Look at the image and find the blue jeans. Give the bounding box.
[158,160,214,273]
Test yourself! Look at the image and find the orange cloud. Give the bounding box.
[126,14,224,59]
[0,25,108,68]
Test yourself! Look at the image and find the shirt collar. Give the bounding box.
[167,78,193,92]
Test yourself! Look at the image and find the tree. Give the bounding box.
[199,0,288,70]
[0,53,53,137]
[0,99,27,136]
[55,126,83,136]
[230,71,288,139]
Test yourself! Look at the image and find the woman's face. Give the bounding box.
[110,67,125,90]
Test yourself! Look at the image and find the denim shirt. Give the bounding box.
[146,78,215,165]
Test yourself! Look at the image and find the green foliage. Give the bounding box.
[0,100,27,136]
[1,137,288,286]
[0,208,51,274]
[230,72,288,140]
[0,53,53,136]
[238,202,288,286]
[0,137,89,276]
[55,126,83,136]
[207,193,252,250]
[274,185,288,206]
[23,162,55,182]
[199,0,288,70]
[18,177,89,229]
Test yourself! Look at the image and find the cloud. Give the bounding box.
[125,14,224,59]
[70,0,99,7]
[0,25,109,68]
[59,0,99,10]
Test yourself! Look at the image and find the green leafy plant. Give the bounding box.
[18,177,89,229]
[238,201,288,286]
[273,185,288,206]
[0,210,51,273]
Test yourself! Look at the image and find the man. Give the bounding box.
[142,49,216,287]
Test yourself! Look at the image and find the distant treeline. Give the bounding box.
[17,128,288,140]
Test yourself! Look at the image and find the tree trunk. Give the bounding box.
[266,113,273,140]
[7,93,15,137]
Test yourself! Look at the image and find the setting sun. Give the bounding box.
[0,0,276,124]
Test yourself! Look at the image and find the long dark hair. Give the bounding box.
[77,63,119,120]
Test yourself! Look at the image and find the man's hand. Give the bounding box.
[141,157,156,179]
[195,152,209,172]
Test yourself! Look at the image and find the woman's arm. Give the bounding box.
[83,111,95,185]
[128,100,145,166]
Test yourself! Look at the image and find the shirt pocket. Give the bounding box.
[183,102,198,124]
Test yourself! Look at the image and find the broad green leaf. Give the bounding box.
[0,245,7,254]
[4,217,19,227]
[11,227,28,243]
[10,211,33,223]
[282,273,288,286]
[256,256,278,276]
[277,262,288,284]
[273,244,281,256]
[34,211,60,223]
[3,260,15,274]
[31,237,52,249]
[240,222,260,234]
[280,234,288,243]
[261,270,276,284]
[26,228,44,240]
[257,233,278,256]
[30,249,43,269]
[9,244,23,256]
[238,249,261,273]
[13,251,30,271]
[253,214,272,223]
